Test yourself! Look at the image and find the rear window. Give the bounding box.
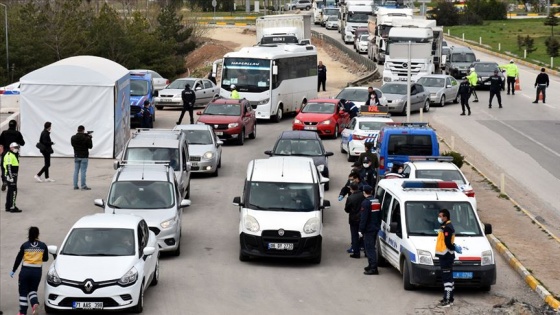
[387,134,433,156]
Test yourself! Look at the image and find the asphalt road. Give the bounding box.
[0,106,544,314]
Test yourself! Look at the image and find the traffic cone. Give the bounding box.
[539,93,543,101]
[515,78,521,91]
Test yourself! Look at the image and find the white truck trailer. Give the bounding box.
[256,14,312,45]
[368,7,413,65]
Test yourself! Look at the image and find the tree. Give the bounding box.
[545,36,560,57]
[544,12,559,36]
[428,1,459,26]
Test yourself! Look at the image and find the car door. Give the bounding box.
[337,102,350,129]
[241,102,252,133]
[384,197,403,269]
[410,85,420,110]
[202,80,217,104]
[193,80,205,106]
[179,146,188,198]
[136,221,148,287]
[378,190,399,269]
[341,117,356,151]
[448,77,459,99]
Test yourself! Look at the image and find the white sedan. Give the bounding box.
[335,86,388,107]
[130,69,169,92]
[340,115,393,162]
[153,77,218,109]
[45,213,159,313]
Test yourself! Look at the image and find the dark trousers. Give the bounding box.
[440,254,455,302]
[460,95,471,114]
[506,76,516,94]
[364,230,379,269]
[0,151,6,184]
[6,173,17,210]
[350,221,360,256]
[37,152,51,179]
[536,85,547,102]
[18,267,42,313]
[489,90,502,107]
[178,105,194,124]
[469,88,478,101]
[318,78,326,92]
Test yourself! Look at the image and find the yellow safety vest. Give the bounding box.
[231,90,240,99]
[500,64,519,78]
[435,221,455,256]
[3,151,19,175]
[467,71,478,87]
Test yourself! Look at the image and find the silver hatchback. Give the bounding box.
[174,124,223,177]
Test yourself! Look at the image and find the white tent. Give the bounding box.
[19,55,131,158]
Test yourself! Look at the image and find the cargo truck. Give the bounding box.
[368,7,413,65]
[339,0,374,44]
[256,14,312,45]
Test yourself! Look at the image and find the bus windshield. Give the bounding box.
[222,58,271,93]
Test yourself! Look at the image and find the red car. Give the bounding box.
[196,98,257,145]
[292,98,350,138]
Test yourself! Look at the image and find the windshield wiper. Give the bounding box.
[248,203,270,210]
[81,253,120,256]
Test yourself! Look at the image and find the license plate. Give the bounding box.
[215,131,223,136]
[304,126,317,130]
[453,271,473,279]
[268,243,294,250]
[191,162,198,166]
[162,98,172,102]
[72,302,103,309]
[399,77,407,81]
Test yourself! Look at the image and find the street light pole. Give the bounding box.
[0,3,8,75]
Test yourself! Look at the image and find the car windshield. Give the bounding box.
[387,134,433,155]
[61,228,135,256]
[124,148,179,171]
[360,34,369,41]
[348,12,369,23]
[108,181,175,209]
[247,182,317,212]
[358,121,388,131]
[380,84,407,95]
[417,77,445,88]
[273,139,324,156]
[167,79,195,90]
[405,201,481,236]
[301,102,336,114]
[451,53,476,63]
[474,63,499,73]
[336,89,369,102]
[184,130,213,145]
[130,80,149,96]
[415,169,466,186]
[204,103,241,116]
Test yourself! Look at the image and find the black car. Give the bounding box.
[265,131,333,190]
[471,62,505,89]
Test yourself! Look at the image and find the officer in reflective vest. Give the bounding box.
[4,142,21,212]
[435,209,458,307]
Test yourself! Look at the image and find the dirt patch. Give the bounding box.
[185,39,234,78]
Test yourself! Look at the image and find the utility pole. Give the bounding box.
[0,3,8,76]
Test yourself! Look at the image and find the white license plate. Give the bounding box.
[304,126,317,130]
[162,98,172,102]
[268,243,294,250]
[453,271,473,279]
[191,162,198,166]
[399,78,407,81]
[73,302,103,309]
[215,131,223,136]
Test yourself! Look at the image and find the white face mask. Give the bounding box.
[437,217,444,224]
[12,149,19,153]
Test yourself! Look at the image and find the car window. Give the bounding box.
[387,134,433,156]
[168,79,195,89]
[273,139,323,156]
[405,201,481,236]
[336,89,369,102]
[61,228,135,256]
[108,181,175,209]
[150,71,163,79]
[390,199,402,235]
[194,80,203,90]
[380,84,406,95]
[415,169,466,185]
[185,130,213,145]
[301,102,336,114]
[124,148,180,171]
[358,121,387,131]
[247,181,317,212]
[203,80,214,89]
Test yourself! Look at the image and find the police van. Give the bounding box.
[375,179,496,291]
[232,157,330,264]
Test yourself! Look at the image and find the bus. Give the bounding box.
[218,44,318,122]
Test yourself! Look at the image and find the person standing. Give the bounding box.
[345,183,365,258]
[466,67,479,102]
[365,88,380,106]
[338,171,363,201]
[0,120,25,191]
[359,157,376,188]
[4,143,22,212]
[177,84,196,125]
[533,67,549,104]
[230,84,240,99]
[11,226,49,315]
[458,80,472,116]
[35,121,55,183]
[360,185,381,275]
[500,60,519,95]
[482,70,504,109]
[317,61,327,92]
[139,100,153,128]
[357,142,378,170]
[435,209,459,307]
[71,125,93,190]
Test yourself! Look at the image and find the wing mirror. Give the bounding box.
[180,199,191,208]
[94,199,105,208]
[143,246,155,258]
[48,245,58,256]
[233,196,243,207]
[264,150,273,156]
[196,111,203,115]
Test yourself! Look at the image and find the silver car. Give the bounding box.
[325,16,339,30]
[335,86,388,107]
[173,124,223,177]
[285,0,312,10]
[131,69,169,92]
[416,75,459,107]
[154,78,218,110]
[379,82,431,115]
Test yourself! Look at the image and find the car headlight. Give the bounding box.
[257,98,269,105]
[228,122,239,128]
[118,267,138,286]
[395,99,404,103]
[417,249,433,265]
[481,250,493,266]
[319,119,332,125]
[430,93,437,97]
[160,216,177,229]
[294,118,302,125]
[317,164,325,172]
[243,215,260,232]
[203,151,214,159]
[47,268,61,286]
[303,217,320,234]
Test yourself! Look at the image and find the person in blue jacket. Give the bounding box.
[359,185,381,275]
[138,100,153,128]
[340,99,359,118]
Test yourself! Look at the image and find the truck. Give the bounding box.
[368,7,413,65]
[321,6,340,27]
[382,17,444,84]
[312,0,335,24]
[255,14,312,45]
[339,0,374,44]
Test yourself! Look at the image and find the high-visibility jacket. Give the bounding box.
[435,220,455,256]
[3,151,19,176]
[231,90,240,99]
[500,63,519,78]
[466,71,478,87]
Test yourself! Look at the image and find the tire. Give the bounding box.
[131,284,144,313]
[172,233,181,256]
[305,6,310,10]
[332,125,339,139]
[347,150,355,162]
[273,105,283,123]
[376,237,388,267]
[239,250,250,262]
[400,103,407,116]
[480,285,491,292]
[45,305,55,314]
[212,167,219,177]
[150,260,159,286]
[155,105,163,110]
[402,260,415,291]
[423,100,430,112]
[311,242,322,264]
[237,129,245,145]
[324,182,330,191]
[440,95,446,107]
[249,123,256,139]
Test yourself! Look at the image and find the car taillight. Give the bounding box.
[165,79,170,85]
[353,134,366,140]
[379,157,385,170]
[464,189,475,198]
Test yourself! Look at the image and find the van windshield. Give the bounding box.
[405,201,481,236]
[387,134,433,155]
[124,148,179,171]
[247,182,317,212]
[451,53,476,63]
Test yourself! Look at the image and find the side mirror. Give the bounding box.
[272,65,278,75]
[322,199,331,209]
[48,245,58,255]
[233,196,243,206]
[186,162,192,171]
[264,150,273,156]
[446,85,452,88]
[325,151,334,157]
[196,111,203,115]
[217,140,223,146]
[180,199,191,208]
[389,222,398,233]
[153,90,159,97]
[113,161,120,170]
[94,199,105,208]
[484,223,492,235]
[143,246,155,257]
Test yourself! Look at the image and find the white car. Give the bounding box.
[173,124,223,176]
[335,86,388,107]
[340,115,394,162]
[0,81,20,95]
[325,16,339,30]
[44,213,159,313]
[130,69,169,92]
[153,77,218,109]
[356,34,369,54]
[402,157,477,209]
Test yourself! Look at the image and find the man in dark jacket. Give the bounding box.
[0,120,25,191]
[359,185,381,275]
[533,67,550,104]
[359,157,376,187]
[346,183,366,258]
[338,171,363,201]
[177,84,196,125]
[458,80,472,116]
[341,99,359,119]
[357,142,379,170]
[317,61,327,92]
[482,70,504,109]
[70,125,93,190]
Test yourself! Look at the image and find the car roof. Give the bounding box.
[279,130,321,140]
[114,164,173,182]
[379,178,470,202]
[173,124,212,131]
[249,157,317,183]
[355,116,394,122]
[307,98,340,104]
[406,161,459,171]
[72,213,143,229]
[128,130,182,148]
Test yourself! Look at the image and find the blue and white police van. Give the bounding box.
[130,71,155,126]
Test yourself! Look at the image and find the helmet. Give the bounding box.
[9,142,19,148]
[510,59,514,63]
[231,84,236,89]
[340,98,347,104]
[470,67,475,72]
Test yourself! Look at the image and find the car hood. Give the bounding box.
[131,95,149,106]
[188,144,217,155]
[384,93,406,101]
[477,71,503,78]
[157,89,182,97]
[105,207,177,228]
[198,115,240,124]
[296,113,334,122]
[54,255,136,281]
[247,209,321,232]
[423,87,445,94]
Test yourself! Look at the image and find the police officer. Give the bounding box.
[341,99,359,119]
[345,183,365,257]
[11,226,49,315]
[466,67,479,102]
[500,60,519,95]
[435,209,460,307]
[317,61,327,92]
[482,70,504,109]
[338,171,363,201]
[4,143,21,212]
[139,100,153,128]
[458,79,472,116]
[359,157,376,187]
[0,119,25,191]
[177,84,196,125]
[230,84,240,99]
[359,185,381,275]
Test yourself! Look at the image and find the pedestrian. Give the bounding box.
[70,125,93,190]
[338,171,363,201]
[230,84,240,99]
[345,183,365,258]
[341,99,359,118]
[139,100,153,128]
[435,209,461,307]
[500,59,519,95]
[482,70,504,109]
[35,121,55,183]
[359,185,381,275]
[359,157,376,187]
[4,143,21,212]
[357,142,378,168]
[317,61,327,92]
[207,71,217,85]
[177,84,196,125]
[11,226,49,315]
[466,67,479,102]
[0,119,25,191]
[533,67,549,104]
[458,80,472,116]
[365,89,380,106]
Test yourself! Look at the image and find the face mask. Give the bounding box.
[12,149,19,153]
[437,217,444,224]
[363,163,370,168]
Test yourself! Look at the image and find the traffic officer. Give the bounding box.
[500,60,519,95]
[435,209,460,308]
[177,84,196,125]
[0,119,25,191]
[359,157,376,187]
[458,79,472,116]
[345,183,365,257]
[4,143,21,212]
[11,226,49,315]
[466,67,479,102]
[359,185,381,275]
[533,67,549,104]
[230,84,240,99]
[482,70,504,109]
[341,99,359,119]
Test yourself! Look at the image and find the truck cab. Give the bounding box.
[339,1,374,43]
[130,71,156,126]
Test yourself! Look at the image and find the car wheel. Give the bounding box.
[150,260,159,286]
[440,95,446,107]
[131,284,144,313]
[218,157,222,168]
[212,167,219,177]
[453,93,459,104]
[237,129,245,145]
[376,237,388,267]
[402,261,415,291]
[400,103,407,116]
[340,142,346,153]
[347,150,355,162]
[332,125,339,139]
[156,105,163,110]
[273,105,283,123]
[249,123,256,139]
[311,241,322,264]
[423,99,430,112]
[239,250,250,262]
[324,181,330,191]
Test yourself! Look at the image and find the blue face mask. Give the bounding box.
[437,217,444,224]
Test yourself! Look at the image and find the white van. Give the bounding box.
[233,157,330,264]
[375,179,496,291]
